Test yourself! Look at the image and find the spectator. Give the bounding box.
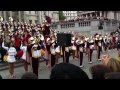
[50,63,89,79]
[21,72,38,79]
[105,72,120,79]
[90,64,112,79]
[101,55,120,72]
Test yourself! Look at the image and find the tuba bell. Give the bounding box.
[40,34,44,41]
[9,17,13,22]
[0,16,3,22]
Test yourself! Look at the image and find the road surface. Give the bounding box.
[0,49,117,79]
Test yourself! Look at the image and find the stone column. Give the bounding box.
[103,11,106,17]
[86,14,88,19]
[23,11,26,22]
[100,11,102,17]
[9,11,12,17]
[42,11,44,22]
[106,12,108,18]
[18,11,21,22]
[40,11,42,23]
[3,11,6,21]
[37,11,40,23]
[110,11,114,19]
[95,12,98,17]
[102,11,104,17]
[116,12,119,20]
[0,11,2,16]
[118,11,120,21]
[90,13,92,17]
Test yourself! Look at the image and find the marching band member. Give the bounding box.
[2,38,17,79]
[27,37,35,67]
[55,45,60,64]
[95,34,102,61]
[77,39,85,68]
[84,37,89,55]
[61,44,70,63]
[112,33,116,49]
[103,35,108,52]
[64,45,70,63]
[74,36,79,59]
[53,33,60,64]
[20,41,28,73]
[71,36,77,59]
[31,43,41,77]
[42,20,51,37]
[13,31,21,52]
[50,38,56,68]
[99,35,104,52]
[88,39,94,63]
[44,37,51,67]
[107,35,112,50]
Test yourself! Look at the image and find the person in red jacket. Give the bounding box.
[14,33,21,52]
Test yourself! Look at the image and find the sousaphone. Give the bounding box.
[0,16,3,22]
[9,17,13,22]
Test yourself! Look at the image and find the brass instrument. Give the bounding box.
[40,34,44,41]
[0,16,3,22]
[9,17,13,22]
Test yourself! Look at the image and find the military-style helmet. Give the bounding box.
[9,17,13,22]
[0,16,3,22]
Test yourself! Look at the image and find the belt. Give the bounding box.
[9,55,14,56]
[32,56,40,58]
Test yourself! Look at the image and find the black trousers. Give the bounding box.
[63,51,70,63]
[51,54,56,67]
[97,46,101,59]
[65,51,69,63]
[32,57,39,77]
[89,49,93,62]
[79,52,83,66]
[103,44,107,51]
